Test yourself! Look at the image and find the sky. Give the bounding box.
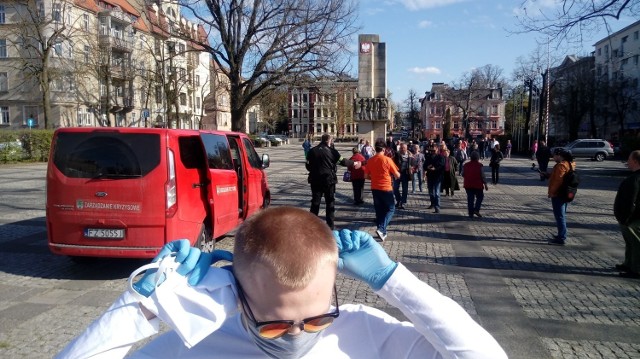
[351,0,637,104]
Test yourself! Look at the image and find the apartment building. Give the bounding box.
[593,19,640,137]
[0,0,210,129]
[420,82,505,140]
[289,77,359,138]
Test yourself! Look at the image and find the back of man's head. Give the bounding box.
[233,206,338,289]
[374,139,386,153]
[321,134,331,143]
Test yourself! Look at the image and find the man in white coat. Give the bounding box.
[57,206,507,359]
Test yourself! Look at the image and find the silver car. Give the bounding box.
[551,139,614,162]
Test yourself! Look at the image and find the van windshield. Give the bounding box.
[53,132,161,179]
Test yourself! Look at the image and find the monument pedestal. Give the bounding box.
[355,34,389,143]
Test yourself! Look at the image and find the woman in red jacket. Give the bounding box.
[462,151,489,218]
[349,147,367,205]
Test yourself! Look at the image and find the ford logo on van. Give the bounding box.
[95,192,108,197]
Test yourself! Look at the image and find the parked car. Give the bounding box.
[266,135,283,146]
[46,127,271,260]
[550,139,614,162]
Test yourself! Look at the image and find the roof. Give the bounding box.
[74,0,100,13]
[102,0,140,17]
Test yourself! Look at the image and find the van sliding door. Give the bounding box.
[200,133,239,238]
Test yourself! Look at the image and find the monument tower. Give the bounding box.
[355,34,389,141]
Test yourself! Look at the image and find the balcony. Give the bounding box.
[99,30,133,52]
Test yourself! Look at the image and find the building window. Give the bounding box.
[293,109,298,118]
[155,86,162,103]
[0,5,5,24]
[634,55,639,66]
[196,96,201,109]
[0,39,6,58]
[597,48,601,56]
[77,107,91,126]
[84,45,90,63]
[178,43,185,54]
[53,42,62,56]
[0,106,9,125]
[180,93,187,106]
[492,105,498,115]
[195,75,200,86]
[83,14,89,31]
[53,3,61,22]
[67,41,73,58]
[0,72,7,92]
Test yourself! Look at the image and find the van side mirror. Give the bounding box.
[261,154,270,169]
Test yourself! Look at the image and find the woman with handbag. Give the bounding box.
[349,147,367,205]
[441,148,460,196]
[489,144,504,185]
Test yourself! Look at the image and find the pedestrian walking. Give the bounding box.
[442,149,460,196]
[365,140,401,241]
[302,136,312,159]
[505,140,512,159]
[543,148,576,246]
[306,134,361,229]
[411,144,425,193]
[455,143,468,176]
[424,145,445,213]
[536,140,551,181]
[463,151,489,218]
[613,150,640,278]
[531,141,538,160]
[489,144,504,185]
[393,143,412,209]
[362,140,374,160]
[349,147,366,205]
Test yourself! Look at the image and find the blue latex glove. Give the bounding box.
[134,239,234,296]
[333,229,398,291]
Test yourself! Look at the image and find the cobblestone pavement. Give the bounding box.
[1,143,639,358]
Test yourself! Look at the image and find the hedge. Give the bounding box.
[0,129,54,163]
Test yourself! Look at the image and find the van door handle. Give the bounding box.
[193,183,205,188]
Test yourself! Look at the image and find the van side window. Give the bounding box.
[243,138,262,168]
[201,133,233,170]
[179,136,205,169]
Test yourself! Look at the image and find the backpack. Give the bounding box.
[455,149,466,162]
[560,163,579,202]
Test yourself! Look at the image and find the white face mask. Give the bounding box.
[128,257,238,348]
[244,315,322,359]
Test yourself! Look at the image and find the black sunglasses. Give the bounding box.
[235,279,340,339]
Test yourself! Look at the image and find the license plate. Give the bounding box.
[84,228,125,239]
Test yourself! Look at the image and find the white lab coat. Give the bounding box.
[56,264,507,359]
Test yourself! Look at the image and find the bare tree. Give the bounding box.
[405,89,420,139]
[550,59,596,140]
[179,0,359,132]
[6,0,89,128]
[256,87,288,134]
[514,0,639,45]
[443,65,505,139]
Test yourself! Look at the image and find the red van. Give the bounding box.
[46,128,270,260]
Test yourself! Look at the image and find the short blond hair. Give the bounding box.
[233,206,338,289]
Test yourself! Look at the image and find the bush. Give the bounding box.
[0,129,54,163]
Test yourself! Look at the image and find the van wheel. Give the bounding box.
[196,224,215,253]
[595,153,606,162]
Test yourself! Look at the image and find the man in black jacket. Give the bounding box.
[614,150,640,278]
[423,145,445,213]
[536,140,551,181]
[306,134,361,229]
